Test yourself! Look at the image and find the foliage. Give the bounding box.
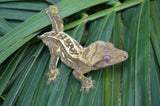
[0,0,159,105]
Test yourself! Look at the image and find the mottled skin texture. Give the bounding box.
[38,6,128,94]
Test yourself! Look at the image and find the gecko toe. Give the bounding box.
[91,85,96,90]
[92,80,96,84]
[80,78,96,94]
[46,80,51,85]
[85,88,90,94]
[57,72,60,77]
[46,68,60,84]
[53,78,57,83]
[80,86,84,93]
[45,72,49,76]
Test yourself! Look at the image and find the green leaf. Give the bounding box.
[2,43,44,106]
[150,0,160,105]
[46,0,64,4]
[17,48,50,105]
[121,0,150,106]
[150,1,160,66]
[0,45,28,95]
[0,0,21,2]
[0,9,37,20]
[150,44,160,106]
[0,2,48,11]
[0,32,40,65]
[0,16,13,35]
[104,13,122,106]
[86,11,115,45]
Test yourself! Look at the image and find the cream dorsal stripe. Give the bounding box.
[47,32,83,56]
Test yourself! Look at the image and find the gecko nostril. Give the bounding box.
[124,53,128,59]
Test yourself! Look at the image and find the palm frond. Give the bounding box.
[0,0,159,105]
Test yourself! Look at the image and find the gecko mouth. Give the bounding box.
[93,61,110,68]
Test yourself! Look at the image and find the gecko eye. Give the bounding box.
[104,56,110,62]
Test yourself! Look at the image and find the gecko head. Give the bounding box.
[91,41,128,69]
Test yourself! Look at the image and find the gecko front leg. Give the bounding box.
[46,55,60,85]
[73,69,96,94]
[38,32,61,85]
[45,41,60,85]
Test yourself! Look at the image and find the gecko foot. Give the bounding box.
[80,76,96,94]
[44,5,58,15]
[45,68,60,85]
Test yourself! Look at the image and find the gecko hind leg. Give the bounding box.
[45,5,64,32]
[73,70,96,94]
